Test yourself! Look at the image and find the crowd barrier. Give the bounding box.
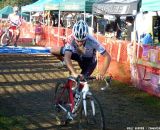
[136,46,160,97]
[128,43,160,97]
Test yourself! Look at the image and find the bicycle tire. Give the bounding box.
[53,81,71,125]
[0,32,11,46]
[78,94,105,130]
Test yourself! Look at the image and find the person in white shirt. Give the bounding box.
[8,6,22,47]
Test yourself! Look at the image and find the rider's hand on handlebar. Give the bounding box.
[72,73,84,80]
[96,74,105,80]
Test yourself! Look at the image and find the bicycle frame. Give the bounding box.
[54,76,111,129]
[1,23,20,46]
[55,77,96,118]
[5,26,18,40]
[55,78,75,111]
[7,28,14,38]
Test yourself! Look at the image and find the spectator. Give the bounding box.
[93,16,98,33]
[125,16,134,41]
[34,21,43,44]
[115,16,122,39]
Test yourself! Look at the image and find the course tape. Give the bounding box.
[0,46,51,54]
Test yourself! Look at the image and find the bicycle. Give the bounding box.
[0,26,15,46]
[53,75,112,130]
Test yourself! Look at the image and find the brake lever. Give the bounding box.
[101,76,112,91]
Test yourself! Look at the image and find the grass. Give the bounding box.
[0,111,27,130]
[112,80,160,109]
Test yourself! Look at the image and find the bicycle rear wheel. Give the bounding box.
[53,81,71,125]
[78,94,105,130]
[0,32,11,46]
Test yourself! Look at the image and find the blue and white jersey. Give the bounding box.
[63,34,106,58]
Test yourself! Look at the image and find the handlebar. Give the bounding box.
[68,76,96,82]
[9,20,19,26]
[7,20,21,30]
[68,75,112,91]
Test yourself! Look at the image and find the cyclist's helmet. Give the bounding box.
[13,6,19,12]
[72,20,89,41]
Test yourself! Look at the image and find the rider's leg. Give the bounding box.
[69,54,97,76]
[50,46,67,68]
[14,29,20,47]
[5,29,13,46]
[79,57,97,77]
[50,45,64,61]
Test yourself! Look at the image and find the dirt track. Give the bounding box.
[0,54,160,130]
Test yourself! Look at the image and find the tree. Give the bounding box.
[0,0,38,9]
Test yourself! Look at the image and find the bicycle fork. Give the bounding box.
[82,83,95,117]
[83,91,95,116]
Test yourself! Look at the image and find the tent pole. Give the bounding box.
[133,15,138,64]
[58,10,61,47]
[20,10,22,21]
[48,10,50,47]
[96,23,99,71]
[91,13,94,35]
[43,10,45,24]
[30,12,31,23]
[84,7,86,22]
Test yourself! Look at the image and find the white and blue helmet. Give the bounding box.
[72,20,89,41]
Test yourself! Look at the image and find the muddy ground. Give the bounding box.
[0,54,160,130]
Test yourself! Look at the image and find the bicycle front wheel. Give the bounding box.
[0,32,11,46]
[78,94,105,130]
[53,81,70,125]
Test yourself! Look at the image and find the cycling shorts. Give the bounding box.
[9,26,17,30]
[73,54,97,77]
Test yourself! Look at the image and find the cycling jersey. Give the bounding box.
[61,34,106,77]
[63,34,106,58]
[8,13,21,28]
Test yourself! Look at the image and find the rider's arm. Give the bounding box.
[92,36,111,80]
[98,51,111,80]
[64,51,78,78]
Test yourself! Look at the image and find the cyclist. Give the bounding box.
[8,6,22,47]
[51,20,111,80]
